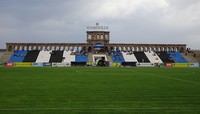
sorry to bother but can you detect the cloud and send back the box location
[0,0,200,49]
[161,0,200,29]
[86,0,169,19]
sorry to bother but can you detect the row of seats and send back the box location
[122,52,137,62]
[36,50,52,63]
[8,50,28,62]
[167,52,188,63]
[6,50,188,63]
[63,51,75,63]
[144,51,163,64]
[23,50,40,62]
[134,52,150,63]
[157,52,174,63]
[113,51,187,64]
[8,50,88,63]
[112,51,125,63]
[75,50,88,62]
[49,51,64,63]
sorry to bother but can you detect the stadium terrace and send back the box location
[0,23,200,67]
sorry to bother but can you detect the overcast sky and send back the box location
[0,0,200,49]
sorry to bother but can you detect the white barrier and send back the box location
[52,63,57,67]
[189,63,199,67]
[137,63,154,67]
[52,63,70,67]
[43,62,52,67]
[32,63,43,67]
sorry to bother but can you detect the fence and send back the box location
[172,63,189,67]
[5,62,14,67]
[137,63,154,67]
[14,62,32,67]
[0,62,4,67]
[112,63,121,67]
[189,63,199,67]
[0,62,199,68]
[32,63,43,67]
[165,63,172,67]
[52,63,70,67]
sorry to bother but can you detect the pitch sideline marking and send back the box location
[142,72,200,84]
[0,107,196,111]
[160,76,200,84]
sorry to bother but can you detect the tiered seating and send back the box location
[49,51,64,63]
[167,52,187,63]
[134,51,150,63]
[122,52,138,62]
[62,51,75,63]
[0,52,13,62]
[156,52,174,63]
[181,53,198,63]
[144,51,163,63]
[0,52,3,60]
[8,50,28,62]
[36,50,52,63]
[112,51,125,63]
[75,50,88,62]
[192,51,200,62]
[23,50,40,62]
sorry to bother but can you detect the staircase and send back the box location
[87,52,93,62]
[106,53,112,62]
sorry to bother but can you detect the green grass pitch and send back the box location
[0,67,200,114]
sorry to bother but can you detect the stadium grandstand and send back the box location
[0,23,200,67]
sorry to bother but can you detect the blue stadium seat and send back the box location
[75,50,88,62]
[112,51,125,63]
[75,55,88,62]
[167,52,187,63]
[8,50,28,62]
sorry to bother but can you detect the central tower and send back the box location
[86,23,110,52]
